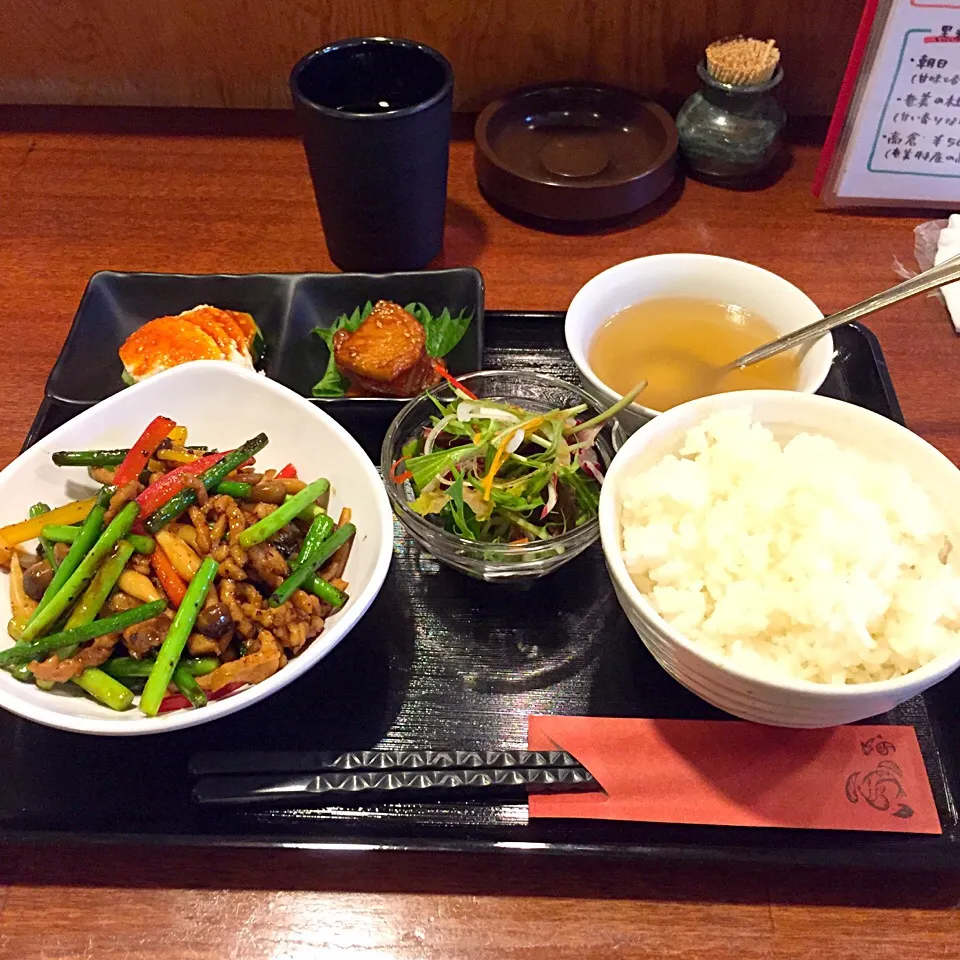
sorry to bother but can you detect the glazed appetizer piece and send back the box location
[119,305,263,384]
[333,300,442,397]
[312,299,473,398]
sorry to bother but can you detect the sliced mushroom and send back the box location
[196,603,235,639]
[22,560,54,601]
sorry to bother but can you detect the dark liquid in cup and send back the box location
[335,100,397,114]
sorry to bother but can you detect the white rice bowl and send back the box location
[618,407,960,686]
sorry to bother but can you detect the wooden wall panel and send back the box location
[0,1,860,115]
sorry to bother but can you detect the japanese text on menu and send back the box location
[869,25,960,176]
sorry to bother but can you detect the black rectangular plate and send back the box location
[45,269,484,417]
[7,311,959,872]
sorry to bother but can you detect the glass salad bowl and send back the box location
[381,370,616,581]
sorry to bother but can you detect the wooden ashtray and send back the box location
[474,83,678,222]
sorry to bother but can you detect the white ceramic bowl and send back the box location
[599,390,960,728]
[0,361,393,735]
[565,254,835,433]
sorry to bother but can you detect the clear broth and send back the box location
[588,297,799,411]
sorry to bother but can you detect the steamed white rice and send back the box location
[619,408,960,685]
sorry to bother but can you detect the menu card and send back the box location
[817,0,960,207]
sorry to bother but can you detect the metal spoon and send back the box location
[727,252,960,372]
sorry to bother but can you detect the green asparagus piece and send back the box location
[51,449,130,467]
[287,512,345,607]
[37,533,137,711]
[0,600,166,666]
[41,524,81,543]
[71,668,134,711]
[305,574,347,608]
[50,539,136,663]
[127,534,155,555]
[66,540,135,630]
[29,503,59,574]
[5,663,34,682]
[27,486,111,628]
[102,657,155,679]
[172,664,207,708]
[184,656,218,676]
[290,513,335,568]
[20,501,140,643]
[269,522,355,608]
[140,556,218,716]
[288,497,326,523]
[103,656,217,679]
[42,523,152,553]
[52,447,209,468]
[213,480,252,499]
[238,477,330,548]
[144,433,268,533]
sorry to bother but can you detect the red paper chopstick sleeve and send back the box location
[528,716,940,834]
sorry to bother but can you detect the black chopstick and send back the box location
[190,749,598,807]
[189,748,585,777]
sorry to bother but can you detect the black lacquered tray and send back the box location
[4,311,960,871]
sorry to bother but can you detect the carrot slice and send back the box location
[390,457,413,484]
[150,547,187,607]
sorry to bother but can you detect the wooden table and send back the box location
[0,107,958,959]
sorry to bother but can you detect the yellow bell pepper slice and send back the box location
[157,448,201,464]
[0,496,97,545]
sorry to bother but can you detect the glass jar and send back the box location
[676,61,786,184]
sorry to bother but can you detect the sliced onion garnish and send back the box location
[540,474,558,519]
[505,428,525,454]
[456,401,520,425]
[423,414,457,455]
[581,459,605,484]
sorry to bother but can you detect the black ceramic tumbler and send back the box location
[291,38,454,272]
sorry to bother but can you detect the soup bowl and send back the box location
[565,254,834,433]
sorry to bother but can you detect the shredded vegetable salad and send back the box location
[392,381,646,544]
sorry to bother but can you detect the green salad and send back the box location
[390,381,645,544]
[312,301,473,397]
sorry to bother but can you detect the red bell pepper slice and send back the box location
[432,360,478,400]
[135,450,229,517]
[276,463,297,479]
[157,680,246,714]
[113,416,176,486]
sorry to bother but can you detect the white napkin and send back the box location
[935,213,960,332]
